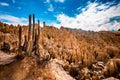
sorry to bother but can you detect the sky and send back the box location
[0,0,120,31]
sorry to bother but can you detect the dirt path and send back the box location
[48,59,75,80]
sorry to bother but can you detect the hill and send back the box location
[0,21,120,80]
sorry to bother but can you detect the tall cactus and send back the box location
[27,14,32,56]
[23,35,27,51]
[25,14,41,56]
[28,14,32,42]
[27,35,33,56]
[34,20,40,58]
[34,20,40,48]
[19,26,22,49]
[43,21,45,27]
[32,14,35,42]
[37,20,40,43]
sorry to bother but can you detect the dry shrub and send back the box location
[0,32,4,42]
[63,62,80,79]
[0,42,10,52]
[79,67,91,80]
[96,51,109,62]
[77,45,96,68]
[106,46,120,58]
[34,44,51,65]
[103,59,120,78]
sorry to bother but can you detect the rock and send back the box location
[48,59,75,80]
[0,50,16,65]
[102,77,119,80]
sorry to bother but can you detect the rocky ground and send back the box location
[0,22,120,80]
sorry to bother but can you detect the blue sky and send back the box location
[0,0,120,31]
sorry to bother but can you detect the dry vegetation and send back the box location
[0,21,120,80]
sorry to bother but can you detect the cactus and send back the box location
[18,26,22,48]
[43,21,45,27]
[34,29,38,45]
[34,20,40,52]
[23,35,27,51]
[37,20,40,44]
[23,14,41,56]
[27,14,32,56]
[32,14,35,42]
[17,14,41,56]
[27,35,33,56]
[28,14,32,42]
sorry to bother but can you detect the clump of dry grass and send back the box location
[103,59,120,78]
[106,46,120,58]
[0,42,10,52]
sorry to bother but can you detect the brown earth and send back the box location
[0,22,120,80]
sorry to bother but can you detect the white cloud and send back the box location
[48,4,54,12]
[12,0,15,3]
[0,2,9,6]
[0,14,28,25]
[44,0,50,3]
[44,0,54,12]
[55,2,120,31]
[18,7,22,10]
[55,0,65,3]
[45,0,65,3]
